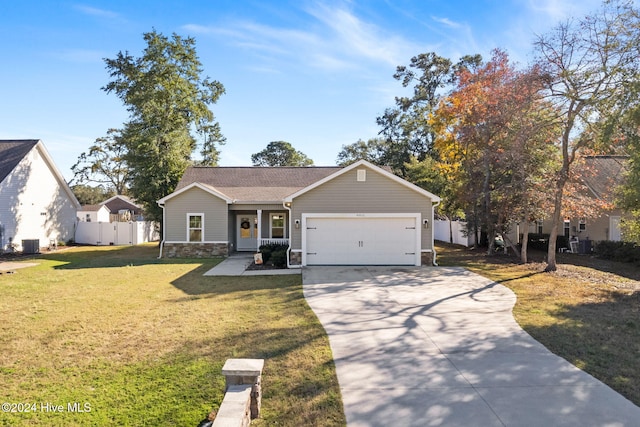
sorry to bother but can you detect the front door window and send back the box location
[237,215,257,251]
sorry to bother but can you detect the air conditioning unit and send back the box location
[22,239,40,254]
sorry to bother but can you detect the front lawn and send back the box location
[0,244,345,426]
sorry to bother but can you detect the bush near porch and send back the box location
[258,243,289,268]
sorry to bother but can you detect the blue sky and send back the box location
[0,0,603,182]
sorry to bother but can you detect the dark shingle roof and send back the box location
[0,140,39,184]
[176,166,344,202]
[101,195,143,214]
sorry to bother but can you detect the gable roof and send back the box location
[284,159,441,203]
[582,155,628,202]
[79,204,111,212]
[0,139,81,209]
[174,166,343,203]
[0,140,39,184]
[100,195,143,214]
[157,182,234,205]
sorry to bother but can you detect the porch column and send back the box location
[256,209,262,250]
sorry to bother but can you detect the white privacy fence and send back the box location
[75,221,159,246]
[434,219,476,247]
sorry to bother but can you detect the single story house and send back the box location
[157,160,441,267]
[0,139,81,252]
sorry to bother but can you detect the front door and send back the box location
[237,215,258,251]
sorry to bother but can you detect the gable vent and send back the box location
[357,169,366,182]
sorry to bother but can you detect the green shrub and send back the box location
[594,241,640,263]
[259,247,272,263]
[259,243,288,267]
[270,250,288,268]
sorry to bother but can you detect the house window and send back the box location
[579,218,586,232]
[188,214,203,242]
[86,214,91,222]
[563,218,571,238]
[270,213,286,239]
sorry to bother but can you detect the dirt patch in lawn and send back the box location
[0,262,38,272]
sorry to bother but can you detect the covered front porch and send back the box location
[232,207,290,252]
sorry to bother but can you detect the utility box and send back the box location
[22,239,40,254]
[578,239,592,254]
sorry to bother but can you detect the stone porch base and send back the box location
[163,242,229,258]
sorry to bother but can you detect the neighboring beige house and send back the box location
[512,155,628,251]
[157,160,441,267]
[77,204,111,223]
[0,139,81,252]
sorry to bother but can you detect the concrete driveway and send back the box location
[302,266,640,427]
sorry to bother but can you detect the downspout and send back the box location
[432,200,440,266]
[282,201,301,269]
[157,201,165,259]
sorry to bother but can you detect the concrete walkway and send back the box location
[302,266,640,427]
[203,253,300,276]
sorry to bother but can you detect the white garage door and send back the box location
[304,215,420,266]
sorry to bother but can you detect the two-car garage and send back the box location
[302,214,421,266]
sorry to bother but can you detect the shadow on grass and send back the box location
[556,252,640,282]
[437,241,640,282]
[37,245,221,271]
[522,291,640,407]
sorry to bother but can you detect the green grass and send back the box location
[436,242,640,407]
[5,241,636,425]
[0,244,345,426]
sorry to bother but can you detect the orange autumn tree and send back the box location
[430,49,559,258]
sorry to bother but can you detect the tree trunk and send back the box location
[546,178,566,272]
[449,218,454,244]
[483,154,493,255]
[521,220,530,264]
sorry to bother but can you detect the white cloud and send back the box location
[305,2,417,67]
[183,1,420,74]
[524,0,603,22]
[73,4,120,20]
[431,16,463,29]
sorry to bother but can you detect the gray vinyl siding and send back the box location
[291,165,435,250]
[229,204,283,211]
[164,187,228,241]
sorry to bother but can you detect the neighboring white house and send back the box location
[77,204,111,223]
[74,196,159,246]
[0,140,81,252]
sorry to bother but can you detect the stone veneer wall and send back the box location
[421,251,434,266]
[163,243,229,258]
[288,251,302,266]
